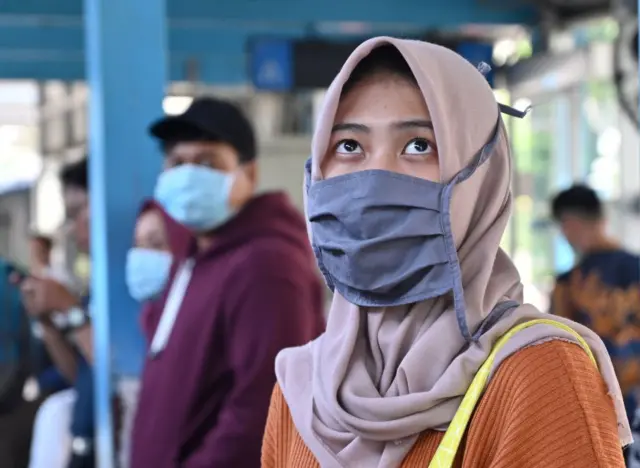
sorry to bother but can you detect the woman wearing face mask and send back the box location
[123,200,191,467]
[126,201,192,307]
[262,38,629,468]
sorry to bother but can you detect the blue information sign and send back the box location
[249,39,293,91]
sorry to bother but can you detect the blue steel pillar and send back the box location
[84,0,166,465]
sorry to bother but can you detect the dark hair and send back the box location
[551,184,603,221]
[60,158,88,191]
[341,44,418,96]
[31,234,53,253]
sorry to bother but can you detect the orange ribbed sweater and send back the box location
[262,341,625,467]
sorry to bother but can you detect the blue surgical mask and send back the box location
[154,164,234,232]
[306,120,504,342]
[126,247,173,302]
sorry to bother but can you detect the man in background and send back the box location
[131,97,326,467]
[549,184,640,448]
[22,158,95,468]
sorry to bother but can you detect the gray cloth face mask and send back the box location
[307,171,451,306]
[306,118,512,341]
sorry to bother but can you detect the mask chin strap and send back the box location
[476,62,532,120]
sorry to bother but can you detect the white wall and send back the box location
[257,136,311,210]
[258,136,333,315]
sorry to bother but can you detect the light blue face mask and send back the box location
[154,164,235,232]
[126,247,173,303]
[306,118,520,342]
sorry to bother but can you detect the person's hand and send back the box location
[20,276,79,318]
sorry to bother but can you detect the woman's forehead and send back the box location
[312,37,500,181]
[136,210,164,235]
[334,76,431,125]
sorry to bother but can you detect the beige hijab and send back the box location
[275,37,631,468]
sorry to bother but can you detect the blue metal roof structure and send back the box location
[0,0,537,83]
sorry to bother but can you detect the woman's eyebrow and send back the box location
[393,119,433,130]
[331,123,370,133]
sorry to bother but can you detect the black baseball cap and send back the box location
[149,97,257,162]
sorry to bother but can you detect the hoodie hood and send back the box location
[137,199,193,260]
[137,199,193,336]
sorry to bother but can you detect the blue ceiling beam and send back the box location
[0,22,313,52]
[0,0,536,25]
[0,0,537,82]
[0,24,309,82]
[0,54,253,83]
[168,0,535,25]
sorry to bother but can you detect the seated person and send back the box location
[22,159,95,468]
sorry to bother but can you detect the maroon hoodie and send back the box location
[130,192,326,468]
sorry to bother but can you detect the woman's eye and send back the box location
[336,139,363,154]
[403,138,433,155]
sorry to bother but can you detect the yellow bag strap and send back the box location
[428,319,597,468]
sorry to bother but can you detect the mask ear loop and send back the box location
[499,103,531,119]
[476,62,532,120]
